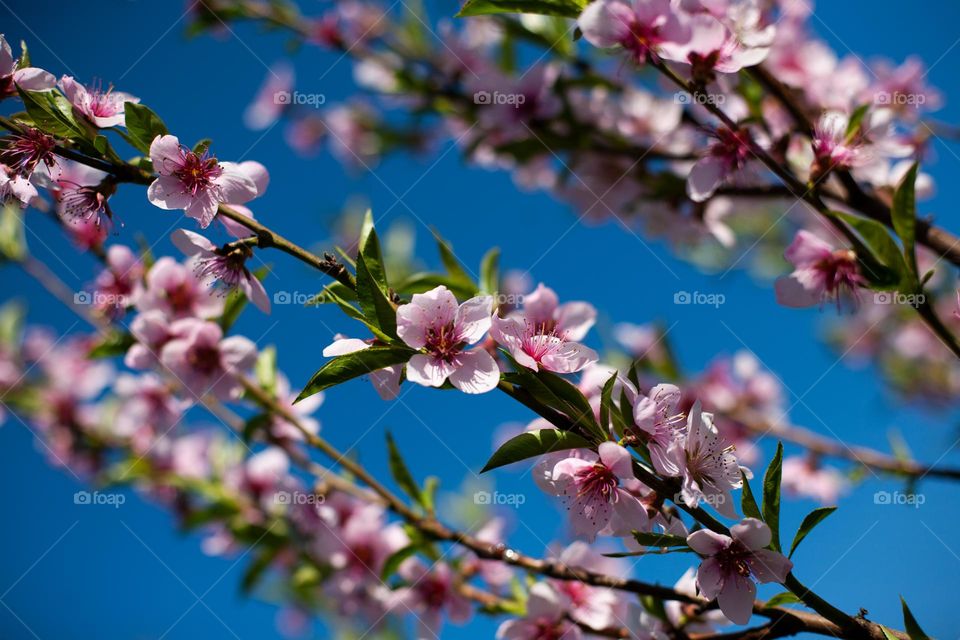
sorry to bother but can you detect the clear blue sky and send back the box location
[2,1,960,638]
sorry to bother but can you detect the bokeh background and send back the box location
[2,1,960,638]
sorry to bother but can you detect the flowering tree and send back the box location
[1,1,959,638]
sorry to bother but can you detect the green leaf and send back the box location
[16,40,30,69]
[740,470,763,520]
[434,232,476,291]
[16,87,84,139]
[503,357,603,439]
[394,272,478,299]
[0,301,25,348]
[296,346,415,401]
[0,204,27,262]
[218,288,248,332]
[900,597,930,640]
[788,506,836,558]
[880,627,900,640]
[831,211,907,289]
[386,431,424,508]
[358,210,387,289]
[422,476,440,514]
[762,442,783,552]
[255,346,278,396]
[481,428,593,472]
[891,162,919,277]
[241,545,281,593]
[356,250,398,338]
[598,372,617,435]
[480,247,500,296]
[242,413,272,443]
[631,531,689,548]
[381,544,422,581]
[457,0,588,19]
[765,592,803,608]
[87,331,135,359]
[123,103,169,154]
[844,103,871,138]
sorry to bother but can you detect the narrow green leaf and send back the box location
[880,627,900,640]
[434,232,475,289]
[504,358,602,439]
[598,372,617,435]
[242,413,272,443]
[356,250,398,338]
[891,163,919,277]
[740,470,763,520]
[422,476,440,514]
[831,211,907,289]
[255,346,277,396]
[457,0,587,18]
[87,331,135,359]
[765,592,803,608]
[16,87,84,138]
[762,442,783,551]
[296,346,414,401]
[241,545,281,593]
[631,531,690,548]
[481,428,593,473]
[16,41,30,69]
[480,247,500,296]
[900,597,931,640]
[381,544,422,581]
[123,103,169,154]
[358,210,388,289]
[386,431,424,507]
[789,506,836,558]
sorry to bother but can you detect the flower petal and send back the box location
[448,349,500,394]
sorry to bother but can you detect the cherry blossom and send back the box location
[687,518,793,624]
[496,582,582,640]
[135,256,225,320]
[491,283,598,374]
[577,0,693,65]
[674,400,742,517]
[548,441,649,541]
[396,285,499,394]
[625,381,685,475]
[171,228,271,313]
[59,76,139,128]
[0,34,55,96]
[146,135,264,228]
[774,230,865,310]
[157,318,257,400]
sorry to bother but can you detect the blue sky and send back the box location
[2,0,960,638]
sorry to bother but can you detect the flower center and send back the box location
[174,149,222,196]
[424,323,463,360]
[575,463,618,503]
[715,540,753,578]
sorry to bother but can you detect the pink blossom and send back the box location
[781,456,847,504]
[60,76,139,128]
[91,245,143,318]
[158,318,257,400]
[244,63,295,130]
[322,334,402,399]
[674,401,741,517]
[811,111,867,175]
[577,0,693,64]
[549,442,649,541]
[136,256,225,320]
[126,310,174,369]
[113,373,186,452]
[687,127,753,202]
[665,567,727,633]
[393,559,473,639]
[396,285,499,394]
[626,382,685,476]
[147,135,263,228]
[774,230,865,310]
[0,35,55,96]
[687,518,793,624]
[491,283,598,374]
[0,126,58,178]
[171,228,271,313]
[496,582,582,640]
[546,541,628,630]
[0,162,37,206]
